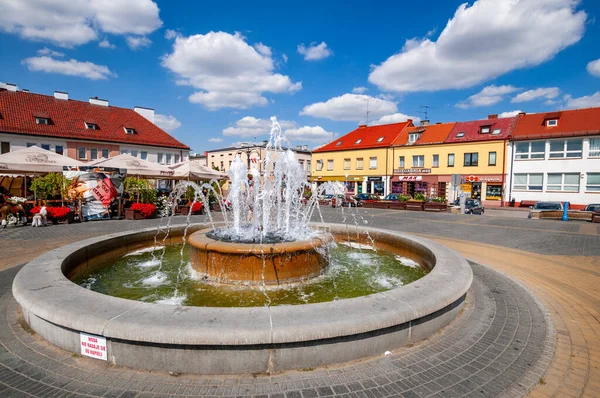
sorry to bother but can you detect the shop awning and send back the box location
[310,176,363,182]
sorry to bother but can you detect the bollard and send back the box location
[562,202,568,221]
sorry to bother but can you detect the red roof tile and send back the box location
[511,107,600,140]
[445,116,518,143]
[0,89,189,150]
[392,122,456,146]
[313,121,412,153]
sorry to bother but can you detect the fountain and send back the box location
[12,118,473,375]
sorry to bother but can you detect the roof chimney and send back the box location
[22,89,29,92]
[89,97,109,107]
[241,142,248,147]
[518,112,526,116]
[134,106,155,123]
[262,140,268,146]
[358,124,367,128]
[302,145,308,151]
[488,114,498,119]
[54,91,68,100]
[296,145,302,150]
[420,119,430,126]
[6,83,17,92]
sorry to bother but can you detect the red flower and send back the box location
[191,202,203,212]
[30,206,71,219]
[130,203,157,218]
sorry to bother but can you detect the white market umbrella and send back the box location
[89,154,174,178]
[169,160,227,180]
[0,145,85,173]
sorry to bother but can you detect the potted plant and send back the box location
[389,195,410,210]
[126,203,157,220]
[424,196,448,212]
[406,193,426,211]
[180,201,203,216]
[30,173,71,205]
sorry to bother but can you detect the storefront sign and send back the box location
[397,176,423,182]
[462,175,502,183]
[80,332,107,361]
[394,168,432,174]
[367,176,382,182]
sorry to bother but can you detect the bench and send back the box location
[519,200,537,208]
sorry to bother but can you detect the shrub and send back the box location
[413,193,426,201]
[30,173,70,200]
[398,195,411,202]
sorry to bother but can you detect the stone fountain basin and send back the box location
[12,223,472,375]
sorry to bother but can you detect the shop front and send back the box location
[459,175,504,206]
[364,176,386,196]
[310,176,363,194]
[391,169,449,199]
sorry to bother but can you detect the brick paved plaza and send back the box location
[0,208,598,397]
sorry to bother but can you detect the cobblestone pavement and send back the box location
[0,261,552,398]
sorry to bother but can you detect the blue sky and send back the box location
[1,0,600,154]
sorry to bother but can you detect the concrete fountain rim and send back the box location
[12,222,472,347]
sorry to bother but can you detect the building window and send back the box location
[124,127,136,135]
[448,153,455,167]
[549,139,582,158]
[546,119,558,127]
[492,129,501,135]
[90,148,98,160]
[456,132,465,138]
[344,158,350,170]
[120,150,128,155]
[35,117,50,125]
[316,160,323,171]
[26,143,35,148]
[590,139,600,157]
[412,155,424,167]
[174,154,180,164]
[211,162,215,168]
[464,152,478,166]
[515,141,545,160]
[480,126,491,134]
[398,156,405,168]
[335,141,342,146]
[327,160,334,171]
[220,161,224,170]
[102,149,109,158]
[356,158,363,170]
[408,133,420,144]
[41,144,50,151]
[432,154,439,167]
[586,173,600,192]
[140,151,147,160]
[547,173,580,192]
[55,146,64,155]
[489,151,497,166]
[307,160,311,171]
[369,157,377,169]
[514,173,543,191]
[354,139,362,145]
[131,150,138,158]
[166,154,172,164]
[78,147,86,159]
[376,136,385,142]
[85,122,98,130]
[1,142,9,154]
[157,153,164,164]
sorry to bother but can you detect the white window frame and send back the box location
[412,155,424,168]
[408,133,419,144]
[432,154,439,167]
[343,158,350,170]
[514,173,543,191]
[492,129,501,135]
[124,127,136,135]
[586,173,600,192]
[369,157,377,169]
[480,126,491,134]
[456,132,465,138]
[335,141,342,147]
[549,139,582,159]
[316,160,323,171]
[489,151,497,166]
[376,136,385,142]
[78,147,87,160]
[398,156,405,168]
[356,158,363,170]
[547,173,580,192]
[327,159,334,171]
[354,139,362,145]
[35,117,49,125]
[174,154,180,164]
[448,153,455,167]
[157,153,164,164]
[515,141,545,160]
[546,119,558,127]
[166,154,172,164]
[588,138,600,158]
[85,122,98,130]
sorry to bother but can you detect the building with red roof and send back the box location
[506,107,600,209]
[311,121,413,196]
[0,85,189,166]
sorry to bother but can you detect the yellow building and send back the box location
[311,121,413,195]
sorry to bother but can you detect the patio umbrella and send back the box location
[169,160,227,180]
[0,145,85,174]
[89,154,174,178]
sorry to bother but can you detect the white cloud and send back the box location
[564,92,600,108]
[587,59,600,77]
[154,114,181,132]
[512,87,560,103]
[22,56,116,80]
[162,31,301,110]
[98,39,115,49]
[282,54,288,63]
[284,126,336,142]
[165,29,178,40]
[253,42,272,57]
[0,0,162,48]
[352,86,368,94]
[300,93,397,122]
[223,116,296,138]
[126,36,152,50]
[499,110,523,118]
[297,41,332,61]
[371,113,420,126]
[456,85,520,108]
[369,0,586,92]
[208,137,223,143]
[37,47,64,57]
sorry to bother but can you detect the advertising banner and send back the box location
[64,167,125,221]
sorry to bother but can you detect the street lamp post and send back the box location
[237,147,261,172]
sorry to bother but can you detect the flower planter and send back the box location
[592,212,600,223]
[406,201,424,211]
[125,209,145,220]
[373,202,390,209]
[389,202,407,210]
[361,202,375,209]
[424,203,448,212]
[180,205,203,216]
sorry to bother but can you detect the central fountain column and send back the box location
[188,230,333,285]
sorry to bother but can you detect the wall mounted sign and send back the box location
[394,168,432,174]
[80,332,107,361]
[462,175,502,183]
[367,177,382,182]
[398,176,423,181]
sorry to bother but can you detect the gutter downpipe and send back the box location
[385,145,389,196]
[501,137,508,207]
[508,139,514,207]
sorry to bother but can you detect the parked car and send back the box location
[381,193,399,201]
[527,201,563,218]
[584,204,600,212]
[453,198,485,214]
[354,193,381,203]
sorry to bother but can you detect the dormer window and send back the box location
[85,122,98,130]
[492,129,501,135]
[376,136,385,142]
[480,126,491,134]
[354,139,362,144]
[35,117,50,125]
[124,127,136,135]
[456,132,465,138]
[546,119,558,127]
[335,141,342,146]
[408,133,420,144]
